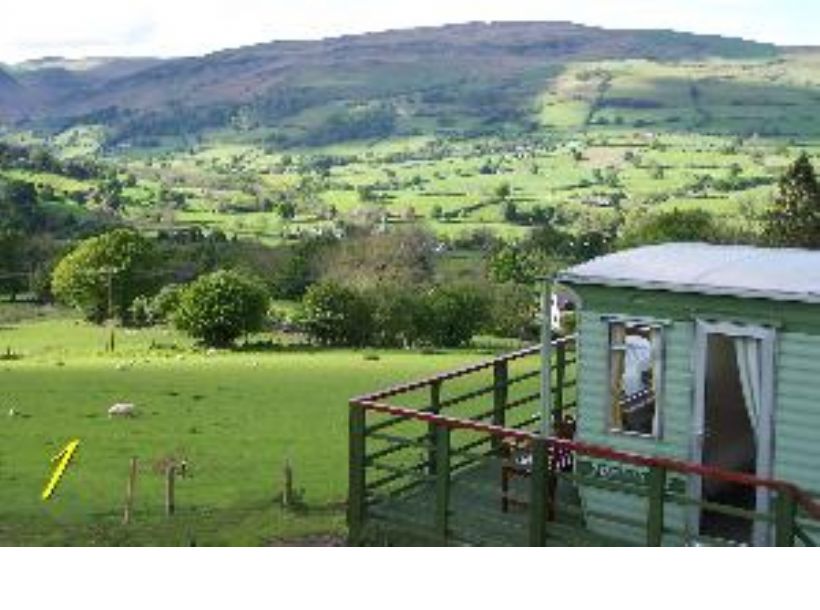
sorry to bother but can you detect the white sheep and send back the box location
[108,402,136,418]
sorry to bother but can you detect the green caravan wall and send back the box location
[772,331,820,542]
[575,309,693,545]
[567,283,820,545]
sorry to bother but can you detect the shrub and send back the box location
[617,208,723,249]
[149,284,184,323]
[174,270,269,347]
[297,281,373,347]
[419,284,490,348]
[364,284,427,348]
[128,296,153,328]
[485,283,537,340]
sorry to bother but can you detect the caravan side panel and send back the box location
[575,310,693,544]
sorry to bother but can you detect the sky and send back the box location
[0,0,816,64]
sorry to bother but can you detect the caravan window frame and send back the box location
[603,316,667,440]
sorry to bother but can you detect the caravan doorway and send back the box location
[691,322,776,546]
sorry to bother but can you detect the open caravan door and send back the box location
[691,321,776,546]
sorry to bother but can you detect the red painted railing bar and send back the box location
[350,398,820,520]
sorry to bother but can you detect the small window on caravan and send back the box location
[607,321,663,438]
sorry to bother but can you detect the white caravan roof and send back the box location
[557,243,820,304]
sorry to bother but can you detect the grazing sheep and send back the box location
[8,407,16,417]
[108,402,136,418]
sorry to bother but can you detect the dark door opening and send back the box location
[700,333,757,543]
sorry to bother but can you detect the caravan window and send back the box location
[608,321,663,438]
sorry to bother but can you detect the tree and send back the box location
[174,270,269,347]
[356,184,379,203]
[319,227,436,289]
[297,281,373,347]
[51,229,158,323]
[764,153,820,248]
[0,177,40,232]
[0,230,28,300]
[486,224,576,286]
[501,200,519,223]
[494,182,512,202]
[277,200,297,221]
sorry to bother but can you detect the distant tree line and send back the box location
[9,141,819,350]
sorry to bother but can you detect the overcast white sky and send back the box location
[0,0,815,64]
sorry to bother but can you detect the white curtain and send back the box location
[734,336,762,435]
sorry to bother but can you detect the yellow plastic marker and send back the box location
[42,439,80,500]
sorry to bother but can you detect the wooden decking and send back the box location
[364,458,630,546]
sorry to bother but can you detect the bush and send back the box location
[174,270,269,347]
[485,283,537,340]
[149,284,184,323]
[297,281,373,347]
[128,296,153,328]
[419,284,490,348]
[51,228,158,323]
[364,284,427,348]
[617,208,723,249]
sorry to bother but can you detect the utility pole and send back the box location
[107,267,115,352]
[96,266,117,352]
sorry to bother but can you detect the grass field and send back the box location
[4,52,819,249]
[0,310,506,545]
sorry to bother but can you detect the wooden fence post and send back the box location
[165,465,176,516]
[775,490,797,547]
[646,465,667,546]
[122,457,137,525]
[428,380,442,475]
[553,341,566,427]
[529,437,549,546]
[282,458,295,508]
[348,405,367,545]
[492,360,508,452]
[435,423,451,545]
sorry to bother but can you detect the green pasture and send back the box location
[0,312,502,545]
[4,51,820,248]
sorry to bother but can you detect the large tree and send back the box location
[319,227,436,289]
[764,153,820,248]
[51,229,158,323]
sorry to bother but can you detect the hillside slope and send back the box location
[0,67,27,120]
[0,21,797,146]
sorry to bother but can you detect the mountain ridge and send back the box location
[0,21,798,146]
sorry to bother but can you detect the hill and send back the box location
[0,21,789,147]
[0,67,27,120]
